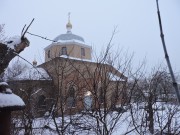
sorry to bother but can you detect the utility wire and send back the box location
[156,0,180,103]
[27,32,57,42]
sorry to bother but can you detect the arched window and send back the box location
[48,50,50,58]
[111,91,117,109]
[67,85,75,108]
[84,91,92,110]
[81,48,85,56]
[38,95,46,108]
[61,47,67,55]
[69,86,75,97]
[99,87,104,104]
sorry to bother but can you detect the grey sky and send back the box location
[1,0,180,74]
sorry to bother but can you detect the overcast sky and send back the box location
[1,0,180,74]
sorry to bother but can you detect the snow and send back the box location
[6,88,12,94]
[57,39,92,49]
[60,55,92,62]
[58,39,84,44]
[108,72,126,81]
[0,93,25,107]
[12,102,180,135]
[0,82,25,107]
[53,32,85,43]
[12,111,137,135]
[44,40,91,51]
[6,36,21,50]
[31,88,42,96]
[0,82,8,86]
[58,39,85,45]
[14,67,51,80]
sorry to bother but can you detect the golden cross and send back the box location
[68,12,71,22]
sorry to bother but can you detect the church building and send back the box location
[9,16,128,116]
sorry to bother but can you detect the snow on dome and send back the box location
[57,39,85,45]
[14,67,51,80]
[0,93,25,108]
[6,36,21,50]
[53,33,85,43]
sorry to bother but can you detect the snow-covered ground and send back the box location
[13,102,180,135]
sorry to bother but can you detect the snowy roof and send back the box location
[0,82,25,110]
[0,82,9,86]
[57,39,85,45]
[14,67,51,80]
[108,72,126,81]
[53,33,85,43]
[58,56,127,81]
[0,93,25,110]
[60,55,92,62]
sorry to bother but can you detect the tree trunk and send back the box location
[148,93,154,134]
[0,38,29,76]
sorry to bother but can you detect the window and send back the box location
[67,97,75,108]
[61,47,67,55]
[99,87,104,104]
[84,91,92,110]
[81,48,85,56]
[38,95,46,109]
[67,86,75,107]
[48,50,50,58]
[69,86,75,97]
[111,91,117,109]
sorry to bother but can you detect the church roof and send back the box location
[53,33,85,43]
[14,67,51,80]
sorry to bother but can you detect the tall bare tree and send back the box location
[38,37,142,135]
[3,59,28,81]
[129,67,180,135]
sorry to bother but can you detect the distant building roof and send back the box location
[14,67,51,80]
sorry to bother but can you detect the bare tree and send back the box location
[129,67,180,135]
[0,38,29,76]
[0,18,34,76]
[3,59,28,81]
[40,55,86,135]
[10,69,54,135]
[42,38,144,135]
[74,51,131,135]
[0,24,6,42]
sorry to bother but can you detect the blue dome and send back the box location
[53,33,85,42]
